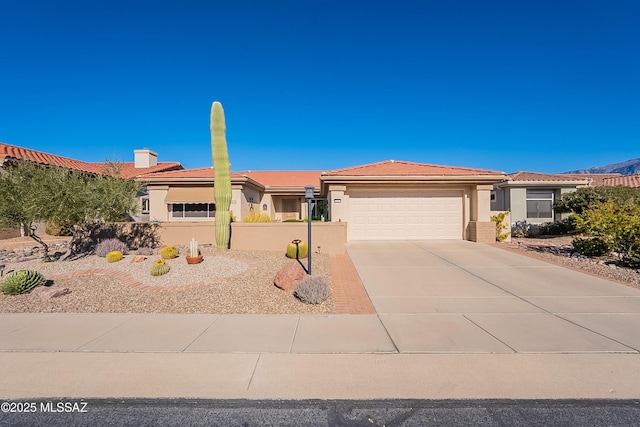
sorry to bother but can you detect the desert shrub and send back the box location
[294,276,331,304]
[511,221,539,238]
[70,222,160,258]
[537,217,576,236]
[490,211,510,242]
[106,250,123,263]
[286,240,308,259]
[572,237,611,257]
[160,246,178,259]
[574,200,640,266]
[554,186,640,215]
[95,238,128,257]
[2,270,46,295]
[242,211,272,223]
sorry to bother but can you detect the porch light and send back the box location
[305,185,314,275]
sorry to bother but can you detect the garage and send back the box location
[348,190,463,240]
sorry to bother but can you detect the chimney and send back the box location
[134,149,158,168]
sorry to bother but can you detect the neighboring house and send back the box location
[141,159,506,242]
[0,143,183,221]
[491,171,622,226]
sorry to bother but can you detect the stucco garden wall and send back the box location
[158,221,347,254]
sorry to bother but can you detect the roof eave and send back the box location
[321,174,506,185]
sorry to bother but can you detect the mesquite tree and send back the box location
[0,160,139,261]
[210,101,232,251]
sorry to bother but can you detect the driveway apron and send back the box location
[347,240,640,354]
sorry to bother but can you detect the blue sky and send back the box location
[1,0,638,173]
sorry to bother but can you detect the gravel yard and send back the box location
[0,240,335,314]
[495,236,640,289]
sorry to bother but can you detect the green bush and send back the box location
[574,200,640,266]
[490,211,510,242]
[2,270,46,295]
[555,186,640,215]
[538,217,576,236]
[572,237,611,257]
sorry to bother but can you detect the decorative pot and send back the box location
[186,255,203,264]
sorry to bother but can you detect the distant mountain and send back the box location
[564,158,640,175]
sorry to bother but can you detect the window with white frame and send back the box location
[141,198,150,214]
[171,203,216,219]
[526,190,553,219]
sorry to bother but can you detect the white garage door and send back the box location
[348,190,463,240]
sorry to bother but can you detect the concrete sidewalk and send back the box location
[1,312,640,400]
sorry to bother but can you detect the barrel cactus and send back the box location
[150,259,170,276]
[160,246,178,260]
[106,251,123,263]
[286,239,308,259]
[294,276,331,304]
[2,270,46,295]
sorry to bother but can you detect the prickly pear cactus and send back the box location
[106,251,123,263]
[1,270,46,295]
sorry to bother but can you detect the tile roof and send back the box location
[602,174,640,188]
[325,160,503,176]
[0,142,182,178]
[138,167,244,180]
[242,171,322,188]
[507,172,621,186]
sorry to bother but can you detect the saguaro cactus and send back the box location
[210,101,232,251]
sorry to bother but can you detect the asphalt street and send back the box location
[1,399,640,426]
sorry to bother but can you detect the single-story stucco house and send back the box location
[140,160,507,243]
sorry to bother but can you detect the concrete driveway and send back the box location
[347,240,640,354]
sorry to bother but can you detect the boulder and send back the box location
[274,260,306,291]
[31,286,71,300]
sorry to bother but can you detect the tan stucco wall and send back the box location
[147,186,169,222]
[156,221,347,254]
[230,222,346,254]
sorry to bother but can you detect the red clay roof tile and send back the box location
[242,171,322,187]
[507,172,621,185]
[0,142,182,178]
[325,160,503,176]
[602,174,640,188]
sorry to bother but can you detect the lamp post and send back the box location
[305,185,314,275]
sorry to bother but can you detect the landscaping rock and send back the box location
[274,260,306,291]
[31,286,71,300]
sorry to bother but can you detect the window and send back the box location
[526,190,553,219]
[171,203,216,219]
[311,199,329,221]
[141,198,150,214]
[282,199,297,213]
